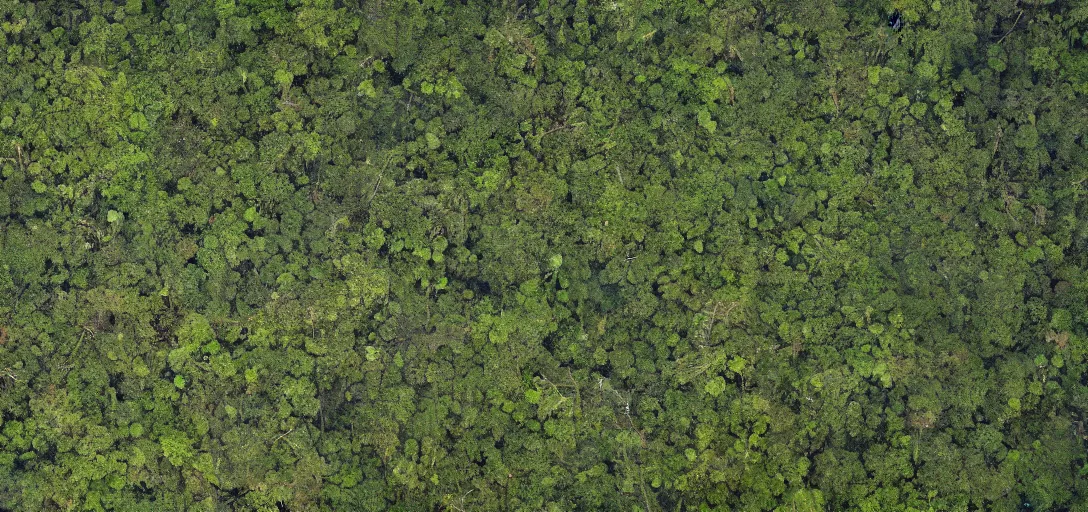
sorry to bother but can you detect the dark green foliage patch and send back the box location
[0,0,1087,510]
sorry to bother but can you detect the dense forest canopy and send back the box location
[0,0,1087,510]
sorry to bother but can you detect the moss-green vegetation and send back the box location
[1,0,1087,510]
